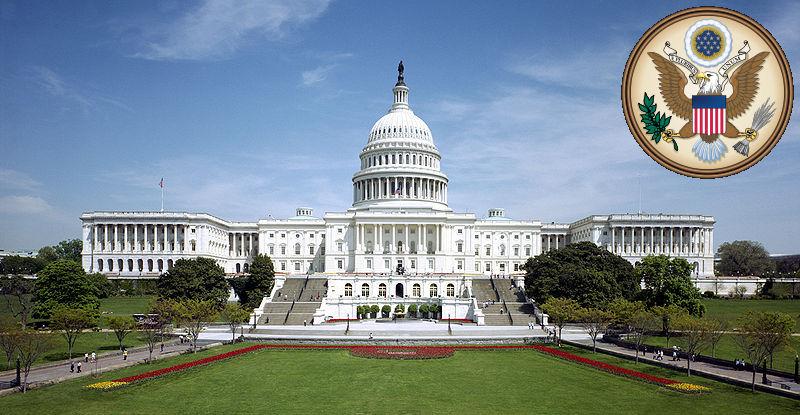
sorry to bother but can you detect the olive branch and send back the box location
[638,92,677,151]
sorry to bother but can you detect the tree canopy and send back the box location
[636,255,704,316]
[524,242,639,307]
[36,239,83,265]
[157,257,229,306]
[0,255,45,275]
[32,260,99,318]
[230,254,275,310]
[716,240,774,277]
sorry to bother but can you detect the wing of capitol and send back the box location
[79,65,715,324]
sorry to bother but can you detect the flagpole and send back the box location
[161,183,164,212]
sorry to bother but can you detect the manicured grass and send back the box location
[0,331,146,370]
[644,334,800,373]
[1,344,798,414]
[701,298,800,330]
[98,296,155,327]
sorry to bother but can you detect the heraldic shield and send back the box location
[692,95,727,135]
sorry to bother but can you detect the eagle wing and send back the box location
[648,52,692,120]
[727,51,769,119]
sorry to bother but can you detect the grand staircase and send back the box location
[473,278,536,326]
[258,277,327,325]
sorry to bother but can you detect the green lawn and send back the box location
[1,344,798,414]
[701,298,800,330]
[1,331,146,370]
[1,295,155,328]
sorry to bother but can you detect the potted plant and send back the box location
[370,305,379,318]
[394,304,405,318]
[381,304,391,318]
[429,303,439,320]
[419,304,429,319]
[408,304,418,318]
[356,305,363,319]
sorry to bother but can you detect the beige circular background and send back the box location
[622,7,793,178]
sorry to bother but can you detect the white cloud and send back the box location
[135,0,331,61]
[0,169,41,191]
[30,66,132,114]
[0,195,54,214]
[301,64,336,86]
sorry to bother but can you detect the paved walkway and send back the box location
[0,341,195,391]
[561,327,800,397]
[201,320,548,342]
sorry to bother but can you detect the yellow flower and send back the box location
[85,381,128,390]
[666,383,711,393]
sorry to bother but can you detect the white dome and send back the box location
[368,109,434,144]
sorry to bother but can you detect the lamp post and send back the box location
[346,314,350,335]
[794,355,798,384]
[448,313,452,335]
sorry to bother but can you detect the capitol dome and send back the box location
[351,63,450,211]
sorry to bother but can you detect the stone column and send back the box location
[610,226,615,253]
[404,224,409,253]
[620,227,625,254]
[679,227,683,254]
[93,225,99,252]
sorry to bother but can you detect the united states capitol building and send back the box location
[79,65,715,323]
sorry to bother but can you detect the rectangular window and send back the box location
[457,229,463,234]
[384,259,390,269]
[338,228,343,234]
[514,263,520,271]
[294,262,301,271]
[514,247,519,256]
[485,263,491,271]
[457,242,463,253]
[457,260,463,270]
[269,233,274,238]
[280,262,286,271]
[410,259,416,268]
[428,259,434,269]
[486,247,491,256]
[337,242,343,252]
[474,234,479,239]
[337,259,343,269]
[309,246,314,255]
[514,234,519,239]
[475,263,480,272]
[366,259,372,269]
[525,247,531,256]
[526,235,531,239]
[269,246,274,255]
[281,246,286,255]
[281,233,286,238]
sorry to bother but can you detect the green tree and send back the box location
[50,307,97,360]
[707,318,728,358]
[636,255,704,316]
[53,239,83,262]
[0,316,20,369]
[1,275,35,328]
[0,256,45,275]
[220,303,251,342]
[674,315,713,376]
[524,242,639,307]
[158,257,229,306]
[32,260,98,318]
[734,311,795,391]
[716,240,774,277]
[627,310,658,364]
[173,299,218,353]
[16,331,56,393]
[607,299,646,332]
[86,272,114,298]
[36,246,59,264]
[429,304,439,319]
[650,304,689,348]
[107,316,137,351]
[577,307,613,353]
[541,297,581,346]
[231,254,275,310]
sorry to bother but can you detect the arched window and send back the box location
[429,284,438,297]
[117,259,123,272]
[147,259,153,272]
[447,283,455,297]
[294,243,301,255]
[157,259,164,272]
[127,259,133,271]
[107,259,113,272]
[397,241,404,253]
[344,283,353,297]
[97,259,104,271]
[361,283,370,297]
[378,283,387,297]
[236,263,241,273]
[167,259,174,270]
[137,259,143,271]
[243,263,249,273]
[412,283,421,297]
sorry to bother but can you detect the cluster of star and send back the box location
[695,30,721,57]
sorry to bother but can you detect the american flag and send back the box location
[159,178,164,188]
[692,95,727,135]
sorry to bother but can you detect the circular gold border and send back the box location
[691,26,725,61]
[621,6,794,178]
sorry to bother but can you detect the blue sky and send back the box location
[1,0,798,253]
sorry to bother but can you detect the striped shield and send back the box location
[692,95,727,135]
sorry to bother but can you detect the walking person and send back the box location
[123,349,128,361]
[160,343,165,353]
[84,353,88,363]
[91,351,96,362]
[77,361,82,373]
[70,361,75,373]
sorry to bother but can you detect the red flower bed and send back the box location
[349,346,454,360]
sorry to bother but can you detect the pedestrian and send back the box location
[160,343,165,353]
[77,361,82,373]
[84,353,88,363]
[123,349,128,361]
[303,319,307,327]
[70,361,75,373]
[91,351,96,362]
[369,332,373,339]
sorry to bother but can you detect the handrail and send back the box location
[502,299,513,325]
[488,276,500,301]
[283,300,295,325]
[296,275,310,301]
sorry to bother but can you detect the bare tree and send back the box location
[0,316,19,369]
[16,331,55,392]
[578,308,613,353]
[674,315,712,376]
[138,318,162,363]
[707,318,728,358]
[50,307,96,360]
[107,316,136,351]
[174,299,218,353]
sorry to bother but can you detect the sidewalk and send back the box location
[0,341,193,392]
[562,328,799,398]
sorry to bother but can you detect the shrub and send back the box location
[429,304,440,318]
[419,304,429,318]
[702,290,717,299]
[381,305,391,317]
[408,304,418,317]
[394,304,405,313]
[370,305,379,317]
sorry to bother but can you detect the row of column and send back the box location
[353,224,444,255]
[92,224,189,253]
[610,226,712,256]
[362,151,437,169]
[354,177,447,203]
[542,234,567,252]
[229,232,258,257]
